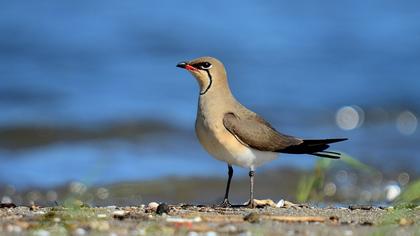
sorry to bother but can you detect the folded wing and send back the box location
[223,112,347,159]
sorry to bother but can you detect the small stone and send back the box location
[75,228,86,235]
[252,199,276,208]
[329,216,339,223]
[148,202,159,210]
[97,214,107,218]
[156,203,170,215]
[244,212,260,223]
[112,210,128,220]
[276,199,285,208]
[284,200,298,208]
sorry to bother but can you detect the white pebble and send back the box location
[148,202,159,210]
[97,214,107,218]
[75,228,86,235]
[112,210,126,216]
[276,199,285,208]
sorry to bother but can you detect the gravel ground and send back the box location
[0,202,419,235]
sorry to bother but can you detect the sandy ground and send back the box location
[0,203,419,235]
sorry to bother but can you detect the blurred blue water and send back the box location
[0,1,419,188]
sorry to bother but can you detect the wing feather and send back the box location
[223,112,302,152]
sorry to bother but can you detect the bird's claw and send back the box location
[218,199,232,208]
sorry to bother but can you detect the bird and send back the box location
[176,56,347,208]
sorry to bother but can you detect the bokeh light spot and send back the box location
[397,172,410,186]
[46,191,58,202]
[336,106,364,130]
[96,188,109,200]
[324,182,337,196]
[1,196,12,204]
[69,182,87,195]
[384,183,401,201]
[396,110,417,135]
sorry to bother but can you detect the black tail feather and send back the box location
[279,138,347,159]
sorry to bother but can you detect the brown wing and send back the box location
[223,112,303,152]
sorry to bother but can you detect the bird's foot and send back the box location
[244,199,256,208]
[218,199,232,208]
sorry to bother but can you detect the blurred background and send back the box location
[0,1,419,207]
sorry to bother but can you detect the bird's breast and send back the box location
[195,112,265,168]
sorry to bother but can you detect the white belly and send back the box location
[228,147,278,169]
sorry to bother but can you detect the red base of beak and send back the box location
[185,65,198,71]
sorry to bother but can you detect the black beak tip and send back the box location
[176,61,187,68]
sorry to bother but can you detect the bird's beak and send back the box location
[176,61,198,71]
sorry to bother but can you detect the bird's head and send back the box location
[177,56,227,95]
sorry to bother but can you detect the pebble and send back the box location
[244,212,260,223]
[148,202,159,210]
[97,213,107,218]
[112,210,127,220]
[112,210,126,216]
[276,199,285,208]
[74,228,86,235]
[156,203,170,215]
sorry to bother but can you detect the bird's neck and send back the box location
[198,80,237,117]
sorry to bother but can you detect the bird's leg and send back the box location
[219,164,233,208]
[245,169,256,208]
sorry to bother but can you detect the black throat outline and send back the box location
[200,70,213,95]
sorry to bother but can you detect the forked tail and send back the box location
[280,138,348,159]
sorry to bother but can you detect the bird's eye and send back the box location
[200,62,212,69]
